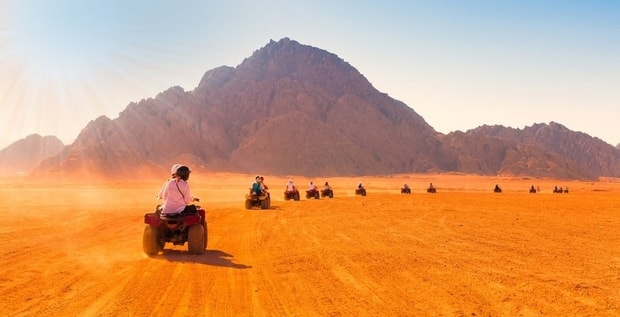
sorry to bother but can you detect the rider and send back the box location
[251,176,263,195]
[285,179,297,192]
[323,181,332,191]
[250,175,269,195]
[157,164,197,214]
[260,176,269,194]
[308,181,318,191]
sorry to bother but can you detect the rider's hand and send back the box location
[193,197,200,202]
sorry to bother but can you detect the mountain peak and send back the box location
[237,37,367,89]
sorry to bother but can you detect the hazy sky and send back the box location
[1,0,618,149]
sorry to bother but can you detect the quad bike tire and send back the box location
[203,223,209,251]
[143,225,162,256]
[260,197,270,209]
[188,224,205,255]
[328,192,334,198]
[294,193,300,201]
[245,199,252,209]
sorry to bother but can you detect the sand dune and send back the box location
[1,174,619,316]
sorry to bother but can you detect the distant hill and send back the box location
[444,123,620,179]
[0,135,64,177]
[13,38,620,181]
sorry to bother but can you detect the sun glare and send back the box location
[0,1,158,148]
[0,2,109,145]
[0,1,214,149]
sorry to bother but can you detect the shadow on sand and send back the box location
[156,249,252,269]
[246,205,282,211]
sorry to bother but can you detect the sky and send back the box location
[1,0,619,149]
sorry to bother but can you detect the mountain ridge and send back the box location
[1,38,618,181]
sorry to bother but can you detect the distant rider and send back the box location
[285,179,297,192]
[323,181,332,191]
[251,176,263,195]
[308,181,318,191]
[260,176,269,193]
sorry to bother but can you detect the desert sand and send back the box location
[1,173,619,316]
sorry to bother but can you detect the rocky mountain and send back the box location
[444,123,620,179]
[18,38,620,181]
[31,38,455,180]
[0,134,64,177]
[467,123,618,178]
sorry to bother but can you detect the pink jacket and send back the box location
[157,178,192,214]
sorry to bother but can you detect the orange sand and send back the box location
[1,173,619,316]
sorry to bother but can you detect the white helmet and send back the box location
[170,164,182,176]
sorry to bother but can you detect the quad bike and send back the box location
[355,188,367,196]
[284,189,300,201]
[401,187,411,194]
[245,192,271,209]
[143,205,207,256]
[427,187,436,193]
[306,188,320,199]
[553,187,568,194]
[321,188,334,198]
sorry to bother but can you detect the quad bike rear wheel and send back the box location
[188,224,205,255]
[143,225,162,256]
[203,223,208,251]
[260,196,270,209]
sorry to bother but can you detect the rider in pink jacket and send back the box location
[157,164,195,214]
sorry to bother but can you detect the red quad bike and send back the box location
[306,188,320,199]
[284,189,300,201]
[355,188,367,196]
[143,206,207,256]
[401,187,411,194]
[321,188,334,198]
